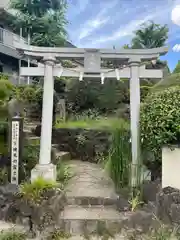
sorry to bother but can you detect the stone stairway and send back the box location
[23,120,70,163]
[59,160,127,236]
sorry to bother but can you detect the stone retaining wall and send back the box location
[156,186,180,224]
[34,125,112,162]
[0,183,66,237]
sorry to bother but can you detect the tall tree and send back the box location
[10,0,68,47]
[122,22,169,96]
[122,44,131,49]
[131,21,168,49]
[10,0,67,17]
[173,61,180,74]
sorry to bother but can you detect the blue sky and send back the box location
[66,0,180,72]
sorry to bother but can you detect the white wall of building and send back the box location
[0,0,10,9]
[162,147,180,190]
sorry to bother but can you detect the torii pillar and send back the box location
[31,57,57,181]
[129,58,141,187]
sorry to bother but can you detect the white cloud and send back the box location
[171,5,180,26]
[83,3,172,46]
[78,17,110,40]
[77,0,118,41]
[89,15,154,45]
[70,0,180,48]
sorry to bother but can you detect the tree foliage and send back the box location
[131,21,168,49]
[31,11,67,47]
[122,44,131,49]
[0,75,14,155]
[10,0,68,47]
[173,61,180,74]
[11,0,66,17]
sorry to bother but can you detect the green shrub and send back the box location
[22,144,39,180]
[72,109,100,121]
[57,163,72,185]
[145,224,180,240]
[0,122,8,155]
[66,78,129,114]
[141,86,180,161]
[0,231,26,240]
[0,73,9,81]
[0,77,13,157]
[21,142,56,182]
[152,73,180,91]
[47,229,71,240]
[19,177,58,204]
[0,167,8,185]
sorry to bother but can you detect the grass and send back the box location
[46,229,71,240]
[27,138,40,146]
[0,231,26,240]
[19,177,58,204]
[104,126,131,191]
[55,117,129,130]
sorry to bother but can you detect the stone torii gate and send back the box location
[14,41,168,186]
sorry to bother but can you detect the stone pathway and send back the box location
[0,221,26,232]
[65,160,118,202]
[60,160,127,235]
[24,120,70,163]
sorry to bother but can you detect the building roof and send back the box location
[65,41,76,48]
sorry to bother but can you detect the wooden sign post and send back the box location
[57,99,66,122]
[10,116,23,185]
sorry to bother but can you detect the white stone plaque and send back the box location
[11,120,20,185]
[84,51,101,73]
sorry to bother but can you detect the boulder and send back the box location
[156,186,180,224]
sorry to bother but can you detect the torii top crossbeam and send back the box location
[15,41,167,59]
[15,41,168,80]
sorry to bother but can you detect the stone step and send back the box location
[24,124,36,131]
[0,220,27,234]
[23,129,35,137]
[24,120,40,126]
[52,151,71,165]
[65,182,118,202]
[55,151,71,162]
[61,205,122,220]
[59,235,126,240]
[67,196,118,207]
[26,136,40,146]
[52,144,59,149]
[27,136,40,141]
[59,205,126,235]
[23,128,34,134]
[52,146,70,162]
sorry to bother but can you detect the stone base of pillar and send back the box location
[31,163,57,182]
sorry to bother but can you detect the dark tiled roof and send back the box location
[65,41,76,48]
